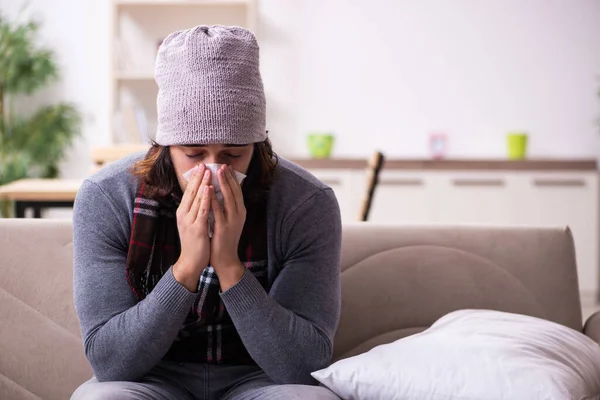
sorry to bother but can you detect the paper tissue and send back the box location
[182,163,246,237]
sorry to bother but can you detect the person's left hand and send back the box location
[210,164,247,291]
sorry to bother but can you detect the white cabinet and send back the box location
[369,172,438,224]
[436,173,516,225]
[309,169,361,223]
[308,166,599,298]
[513,173,598,294]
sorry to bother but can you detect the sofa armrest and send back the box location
[583,311,600,344]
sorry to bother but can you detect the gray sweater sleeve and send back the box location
[220,188,343,385]
[73,180,197,382]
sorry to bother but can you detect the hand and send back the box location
[173,164,212,292]
[210,165,247,291]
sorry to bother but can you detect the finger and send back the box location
[189,169,211,220]
[194,185,211,225]
[218,165,237,214]
[226,166,245,214]
[210,184,225,226]
[180,164,205,213]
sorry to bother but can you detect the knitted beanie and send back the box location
[154,25,267,146]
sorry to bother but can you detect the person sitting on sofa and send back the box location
[70,25,342,400]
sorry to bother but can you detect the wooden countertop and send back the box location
[291,158,598,171]
[90,146,597,171]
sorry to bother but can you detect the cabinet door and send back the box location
[309,169,357,222]
[514,173,598,295]
[368,172,437,224]
[436,173,515,225]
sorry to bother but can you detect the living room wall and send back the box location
[1,0,600,178]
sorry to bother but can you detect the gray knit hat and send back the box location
[154,25,267,146]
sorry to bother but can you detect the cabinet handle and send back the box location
[380,179,424,186]
[320,179,342,186]
[533,179,586,187]
[452,179,505,187]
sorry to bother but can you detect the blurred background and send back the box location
[0,0,599,308]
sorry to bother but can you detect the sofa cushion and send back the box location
[0,219,91,400]
[313,309,600,400]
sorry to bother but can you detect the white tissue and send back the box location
[182,164,246,237]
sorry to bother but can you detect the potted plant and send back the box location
[0,11,81,217]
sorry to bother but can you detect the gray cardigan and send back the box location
[72,153,342,384]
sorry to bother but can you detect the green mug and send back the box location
[307,133,335,159]
[507,132,528,160]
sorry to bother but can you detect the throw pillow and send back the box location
[312,309,600,400]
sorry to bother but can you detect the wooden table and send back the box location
[0,179,82,218]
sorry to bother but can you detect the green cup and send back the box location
[307,133,335,159]
[507,132,528,160]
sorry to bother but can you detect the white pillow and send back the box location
[312,309,600,400]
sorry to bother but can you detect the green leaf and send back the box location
[6,103,81,177]
[0,14,58,95]
[0,9,81,189]
[0,150,31,185]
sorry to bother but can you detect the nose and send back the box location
[203,154,219,165]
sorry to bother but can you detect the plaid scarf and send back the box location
[125,181,180,300]
[126,180,268,364]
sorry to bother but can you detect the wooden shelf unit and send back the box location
[116,0,251,6]
[109,0,257,145]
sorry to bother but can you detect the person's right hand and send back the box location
[173,164,212,292]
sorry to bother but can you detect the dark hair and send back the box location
[130,138,278,205]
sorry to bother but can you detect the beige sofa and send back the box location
[1,218,599,400]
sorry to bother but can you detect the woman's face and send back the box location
[170,144,254,191]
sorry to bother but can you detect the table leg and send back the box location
[33,207,42,218]
[15,202,27,218]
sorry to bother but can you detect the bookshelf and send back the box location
[116,0,251,6]
[109,0,257,145]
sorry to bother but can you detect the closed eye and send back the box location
[184,152,241,160]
